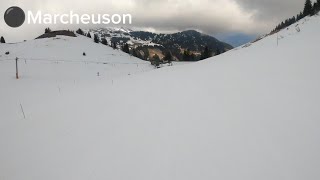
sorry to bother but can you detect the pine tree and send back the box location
[132,48,143,59]
[152,54,161,68]
[303,0,313,17]
[315,0,320,13]
[271,0,320,34]
[200,46,212,60]
[122,43,130,54]
[297,12,304,21]
[112,42,117,49]
[131,48,138,57]
[86,33,92,38]
[191,53,196,61]
[45,27,52,33]
[0,36,6,43]
[94,34,100,43]
[163,51,173,65]
[183,50,190,61]
[143,48,150,60]
[215,48,221,56]
[76,28,84,35]
[101,38,108,45]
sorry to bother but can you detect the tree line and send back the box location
[271,0,320,33]
[73,27,227,68]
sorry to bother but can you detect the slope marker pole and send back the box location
[16,57,19,79]
[20,103,26,119]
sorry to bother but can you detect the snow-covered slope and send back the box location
[0,35,152,83]
[1,15,320,180]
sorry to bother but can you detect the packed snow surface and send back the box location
[1,16,320,180]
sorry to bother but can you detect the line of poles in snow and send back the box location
[5,57,147,80]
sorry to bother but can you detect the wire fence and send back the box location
[0,57,150,65]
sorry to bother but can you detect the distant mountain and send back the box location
[88,28,233,61]
[216,33,256,47]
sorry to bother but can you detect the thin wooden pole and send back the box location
[16,57,19,79]
[20,103,26,119]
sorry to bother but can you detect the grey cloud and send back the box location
[0,0,308,42]
[236,0,306,20]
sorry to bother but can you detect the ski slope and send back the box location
[1,15,320,180]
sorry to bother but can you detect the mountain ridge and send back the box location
[88,28,233,61]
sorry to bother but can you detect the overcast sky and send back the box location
[0,0,307,42]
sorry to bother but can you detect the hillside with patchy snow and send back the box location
[1,14,320,180]
[89,27,233,61]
